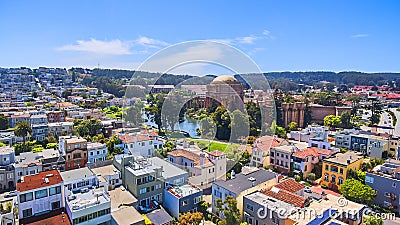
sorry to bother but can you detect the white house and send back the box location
[17,170,64,219]
[87,142,108,165]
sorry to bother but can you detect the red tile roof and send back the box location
[19,208,71,225]
[168,149,213,167]
[261,187,307,208]
[292,147,332,159]
[119,134,153,143]
[275,178,305,193]
[17,170,63,192]
[253,135,286,152]
[208,150,225,157]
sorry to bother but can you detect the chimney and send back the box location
[200,153,205,168]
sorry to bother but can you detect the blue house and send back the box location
[163,184,203,218]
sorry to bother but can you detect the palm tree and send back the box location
[14,121,32,152]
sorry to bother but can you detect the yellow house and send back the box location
[320,151,363,191]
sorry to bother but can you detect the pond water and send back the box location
[144,114,200,138]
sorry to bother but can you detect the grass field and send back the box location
[186,138,240,153]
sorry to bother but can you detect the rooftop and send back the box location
[91,164,119,178]
[245,191,296,218]
[254,135,287,152]
[292,147,332,159]
[17,170,63,192]
[323,151,363,166]
[274,178,305,193]
[19,208,71,225]
[167,184,202,199]
[0,146,13,154]
[145,206,173,225]
[261,186,307,208]
[149,157,187,179]
[66,187,110,212]
[60,167,95,182]
[168,149,213,168]
[111,206,144,225]
[109,186,137,209]
[213,167,276,195]
[87,142,106,150]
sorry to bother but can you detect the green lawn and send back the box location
[186,138,240,153]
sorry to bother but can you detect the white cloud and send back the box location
[57,36,169,55]
[57,38,133,55]
[236,35,260,44]
[135,36,169,48]
[350,34,369,38]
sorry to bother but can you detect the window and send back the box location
[393,182,397,188]
[155,184,162,189]
[285,155,289,159]
[285,162,288,168]
[51,201,60,210]
[90,152,93,156]
[365,176,374,183]
[338,177,343,185]
[325,165,329,170]
[182,200,188,206]
[35,189,48,199]
[49,186,61,196]
[339,168,343,174]
[277,153,280,157]
[140,188,146,194]
[246,203,254,211]
[22,208,33,218]
[330,166,338,173]
[331,175,336,183]
[0,175,3,181]
[270,152,274,157]
[142,142,145,146]
[194,196,202,204]
[324,174,329,181]
[20,192,33,203]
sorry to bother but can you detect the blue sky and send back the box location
[0,0,399,74]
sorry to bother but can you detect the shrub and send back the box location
[321,183,328,189]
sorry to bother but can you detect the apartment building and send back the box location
[320,151,363,191]
[87,142,108,165]
[59,136,88,171]
[0,146,15,190]
[250,135,289,168]
[17,170,64,220]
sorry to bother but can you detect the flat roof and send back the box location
[17,170,63,192]
[149,157,187,179]
[213,168,276,195]
[87,142,106,150]
[67,188,110,212]
[168,184,202,198]
[0,146,13,154]
[109,186,137,209]
[91,164,119,177]
[323,151,363,166]
[112,206,144,225]
[60,167,95,182]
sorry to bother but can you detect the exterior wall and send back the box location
[270,148,291,174]
[243,196,293,225]
[366,173,400,214]
[123,168,164,206]
[47,111,65,123]
[88,144,108,164]
[212,178,277,217]
[67,197,111,225]
[163,189,203,218]
[18,184,64,219]
[65,149,88,171]
[320,158,363,191]
[124,140,154,158]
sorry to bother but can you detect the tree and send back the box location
[306,173,316,182]
[340,179,375,204]
[62,89,72,99]
[126,101,144,127]
[14,121,32,152]
[324,115,342,128]
[211,106,231,141]
[340,111,352,128]
[288,121,298,131]
[364,214,384,225]
[178,212,203,225]
[0,114,9,130]
[75,119,103,137]
[215,196,241,225]
[275,126,287,139]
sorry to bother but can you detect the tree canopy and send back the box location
[340,178,375,204]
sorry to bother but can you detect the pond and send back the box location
[144,114,200,138]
